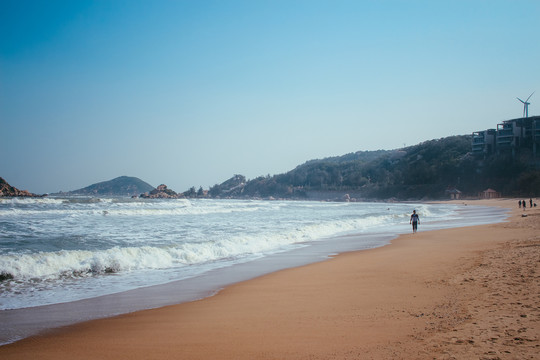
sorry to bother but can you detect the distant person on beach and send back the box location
[410,210,420,233]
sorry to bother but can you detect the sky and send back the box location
[1,0,539,194]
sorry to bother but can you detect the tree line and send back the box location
[202,135,540,200]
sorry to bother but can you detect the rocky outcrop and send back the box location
[140,184,184,199]
[0,177,41,197]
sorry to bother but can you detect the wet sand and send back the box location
[1,198,538,359]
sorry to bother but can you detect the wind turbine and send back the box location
[517,91,534,117]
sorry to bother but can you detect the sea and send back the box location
[0,197,508,345]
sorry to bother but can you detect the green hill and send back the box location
[207,135,540,200]
[62,176,155,197]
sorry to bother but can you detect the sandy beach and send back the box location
[1,198,538,359]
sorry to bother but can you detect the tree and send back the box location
[184,186,196,197]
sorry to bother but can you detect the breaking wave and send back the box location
[0,198,505,310]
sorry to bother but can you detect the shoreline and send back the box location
[0,201,505,345]
[1,198,538,358]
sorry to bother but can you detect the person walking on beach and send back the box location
[410,210,420,233]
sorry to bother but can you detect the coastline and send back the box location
[1,198,538,359]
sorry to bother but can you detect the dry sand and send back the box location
[1,198,538,359]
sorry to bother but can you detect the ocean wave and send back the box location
[0,198,279,218]
[0,246,173,280]
[0,197,67,205]
[0,199,510,312]
[0,211,407,283]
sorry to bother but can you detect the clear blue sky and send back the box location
[1,0,539,194]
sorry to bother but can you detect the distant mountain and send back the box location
[0,177,42,197]
[60,176,155,197]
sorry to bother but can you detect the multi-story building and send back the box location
[472,115,540,157]
[472,129,496,155]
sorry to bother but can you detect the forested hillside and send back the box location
[208,135,540,200]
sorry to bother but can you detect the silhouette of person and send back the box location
[410,210,420,233]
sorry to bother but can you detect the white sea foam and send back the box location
[0,197,67,205]
[0,214,391,280]
[0,198,507,310]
